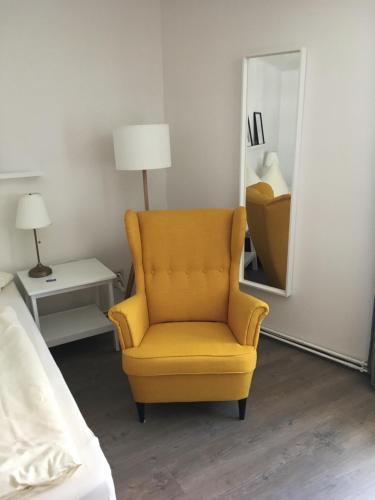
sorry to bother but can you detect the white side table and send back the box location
[17,258,119,351]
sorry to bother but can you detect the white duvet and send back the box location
[0,306,81,499]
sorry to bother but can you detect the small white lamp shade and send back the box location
[16,193,51,230]
[113,124,171,171]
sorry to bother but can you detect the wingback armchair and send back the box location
[109,208,269,422]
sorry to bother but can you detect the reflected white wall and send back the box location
[278,70,299,187]
[246,55,299,188]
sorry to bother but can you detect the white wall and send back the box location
[0,0,166,278]
[161,0,375,360]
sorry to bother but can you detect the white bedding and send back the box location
[0,283,116,500]
[0,306,81,498]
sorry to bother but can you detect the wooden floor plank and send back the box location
[52,334,375,500]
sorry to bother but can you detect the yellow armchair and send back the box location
[109,207,269,422]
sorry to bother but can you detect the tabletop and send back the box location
[17,258,116,297]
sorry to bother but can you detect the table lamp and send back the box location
[113,123,172,295]
[16,193,52,278]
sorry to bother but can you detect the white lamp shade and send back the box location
[264,151,279,168]
[113,124,171,171]
[16,193,51,229]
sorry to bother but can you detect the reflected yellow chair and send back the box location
[109,208,269,422]
[246,182,290,289]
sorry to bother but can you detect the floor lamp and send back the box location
[113,123,172,297]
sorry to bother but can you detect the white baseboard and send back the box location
[261,327,368,373]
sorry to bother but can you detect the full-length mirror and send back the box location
[239,49,306,296]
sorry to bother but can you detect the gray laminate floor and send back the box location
[52,334,375,500]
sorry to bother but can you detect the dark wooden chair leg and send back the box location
[136,402,145,423]
[238,398,247,420]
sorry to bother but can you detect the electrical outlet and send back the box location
[113,269,126,291]
[114,268,124,279]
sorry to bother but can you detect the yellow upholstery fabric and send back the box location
[109,207,269,405]
[246,182,290,289]
[135,209,233,324]
[128,373,253,403]
[124,210,146,296]
[228,289,268,348]
[123,322,256,376]
[109,293,149,349]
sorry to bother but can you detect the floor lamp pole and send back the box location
[125,170,149,298]
[142,170,149,211]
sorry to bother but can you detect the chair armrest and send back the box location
[228,289,269,347]
[108,294,149,349]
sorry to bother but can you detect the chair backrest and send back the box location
[246,182,290,289]
[125,208,246,324]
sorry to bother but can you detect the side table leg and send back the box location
[31,296,40,328]
[108,282,119,352]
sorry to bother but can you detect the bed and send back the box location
[0,282,116,500]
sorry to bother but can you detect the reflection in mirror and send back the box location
[240,49,306,296]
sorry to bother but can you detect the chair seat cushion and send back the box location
[123,322,256,376]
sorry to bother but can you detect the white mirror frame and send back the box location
[239,47,307,297]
